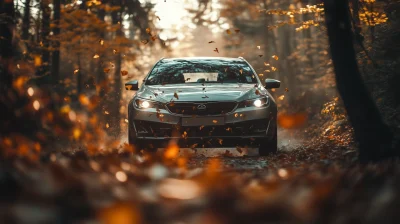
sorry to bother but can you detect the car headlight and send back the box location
[134,98,160,109]
[238,97,269,108]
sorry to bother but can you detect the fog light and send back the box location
[254,99,262,107]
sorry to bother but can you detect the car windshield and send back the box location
[145,59,258,85]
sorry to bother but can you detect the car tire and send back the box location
[259,126,277,156]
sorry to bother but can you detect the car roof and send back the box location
[160,57,245,62]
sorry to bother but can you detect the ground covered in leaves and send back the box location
[2,127,400,224]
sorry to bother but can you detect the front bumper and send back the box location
[129,102,276,147]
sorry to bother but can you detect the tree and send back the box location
[51,0,61,84]
[324,0,395,162]
[21,0,31,40]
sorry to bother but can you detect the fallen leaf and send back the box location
[213,48,219,53]
[106,123,110,128]
[74,69,79,75]
[236,146,243,154]
[264,62,270,66]
[255,89,260,95]
[226,29,231,34]
[156,16,161,20]
[239,69,243,74]
[258,55,263,57]
[104,111,109,115]
[234,29,240,33]
[141,40,149,44]
[218,139,223,145]
[257,45,261,49]
[93,54,100,58]
[124,119,129,123]
[212,120,218,124]
[104,68,110,73]
[272,55,279,60]
[113,49,118,54]
[208,41,215,43]
[146,28,151,33]
[99,39,104,45]
[285,88,289,92]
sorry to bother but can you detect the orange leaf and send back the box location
[278,113,308,129]
[121,70,128,76]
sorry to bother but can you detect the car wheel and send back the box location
[259,126,277,156]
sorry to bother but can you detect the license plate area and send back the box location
[181,117,225,126]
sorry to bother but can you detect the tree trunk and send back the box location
[0,0,39,144]
[51,0,61,84]
[324,0,395,162]
[40,0,51,77]
[108,3,123,137]
[22,0,31,40]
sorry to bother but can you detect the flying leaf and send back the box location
[93,54,100,58]
[239,69,243,74]
[218,139,223,145]
[236,146,243,154]
[264,62,270,66]
[106,123,110,128]
[74,69,79,75]
[258,55,263,57]
[186,78,191,81]
[255,89,260,95]
[146,28,151,33]
[278,113,308,129]
[259,73,264,77]
[208,41,215,43]
[202,95,209,98]
[285,88,289,92]
[200,125,204,130]
[234,29,240,33]
[226,29,231,34]
[213,120,218,124]
[121,70,128,76]
[272,55,279,60]
[141,40,149,44]
[99,39,104,45]
[213,48,219,53]
[104,68,110,73]
[104,111,109,115]
[151,36,157,41]
[278,95,285,100]
[271,66,277,71]
[257,46,261,49]
[174,92,179,99]
[156,16,161,20]
[113,49,118,54]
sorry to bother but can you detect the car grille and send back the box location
[165,102,237,115]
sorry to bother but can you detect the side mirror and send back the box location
[125,80,139,90]
[264,79,280,89]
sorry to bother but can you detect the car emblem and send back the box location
[197,104,207,110]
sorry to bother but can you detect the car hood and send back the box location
[136,84,269,102]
